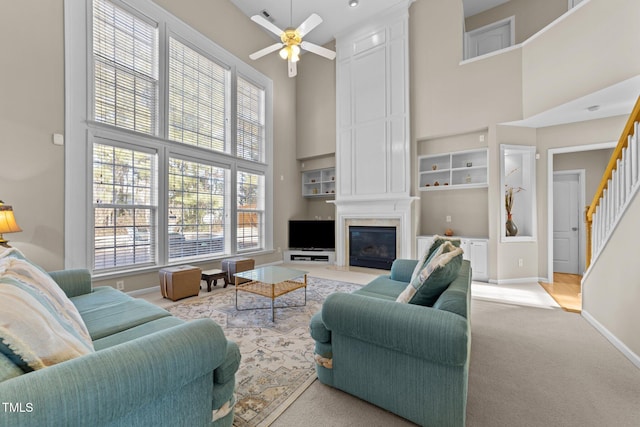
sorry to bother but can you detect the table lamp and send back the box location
[0,201,22,248]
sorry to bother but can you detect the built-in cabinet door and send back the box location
[469,240,488,281]
[416,236,488,282]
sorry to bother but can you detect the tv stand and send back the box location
[284,249,335,264]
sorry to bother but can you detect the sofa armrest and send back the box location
[389,259,419,283]
[0,319,226,427]
[321,293,469,366]
[48,269,92,298]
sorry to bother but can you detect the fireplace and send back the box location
[349,226,397,270]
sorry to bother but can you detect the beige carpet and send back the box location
[273,298,640,427]
[166,276,362,427]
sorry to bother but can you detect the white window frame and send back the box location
[64,0,273,275]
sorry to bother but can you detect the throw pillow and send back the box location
[410,235,462,283]
[0,248,94,372]
[397,241,463,306]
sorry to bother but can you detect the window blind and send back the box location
[93,143,157,270]
[168,37,227,152]
[168,157,228,260]
[237,77,265,162]
[237,171,264,251]
[93,0,158,135]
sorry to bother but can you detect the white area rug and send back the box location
[168,277,361,426]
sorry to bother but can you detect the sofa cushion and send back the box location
[81,299,171,340]
[353,276,407,300]
[396,241,463,306]
[0,248,94,372]
[92,316,184,350]
[410,235,462,283]
[70,286,133,314]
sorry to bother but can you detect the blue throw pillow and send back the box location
[397,241,463,306]
[410,235,462,283]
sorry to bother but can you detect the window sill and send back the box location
[92,248,276,280]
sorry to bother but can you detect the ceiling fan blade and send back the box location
[288,59,297,78]
[251,15,284,38]
[300,41,336,60]
[249,43,284,60]
[296,13,323,38]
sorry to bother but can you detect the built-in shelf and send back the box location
[302,167,336,197]
[418,149,488,190]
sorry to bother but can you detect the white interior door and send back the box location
[465,17,514,59]
[553,172,581,274]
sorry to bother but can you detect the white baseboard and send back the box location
[488,277,545,285]
[124,260,283,296]
[582,309,640,370]
[127,286,160,297]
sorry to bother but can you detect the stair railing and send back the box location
[586,95,640,268]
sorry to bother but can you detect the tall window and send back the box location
[237,171,264,250]
[168,38,228,152]
[237,77,265,162]
[93,143,157,270]
[168,158,228,260]
[80,0,271,273]
[93,0,158,134]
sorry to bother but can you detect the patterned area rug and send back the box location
[167,276,361,427]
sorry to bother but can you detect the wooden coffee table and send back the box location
[233,266,308,321]
[201,269,228,291]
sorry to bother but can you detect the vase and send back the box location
[506,213,518,236]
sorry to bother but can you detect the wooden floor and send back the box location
[539,273,582,313]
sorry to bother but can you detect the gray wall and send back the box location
[554,148,614,201]
[465,0,568,44]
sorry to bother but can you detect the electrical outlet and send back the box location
[446,215,452,223]
[518,259,524,267]
[116,280,124,290]
[277,247,281,253]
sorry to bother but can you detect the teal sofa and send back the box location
[310,258,472,427]
[0,250,240,427]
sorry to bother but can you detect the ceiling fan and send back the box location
[249,8,336,78]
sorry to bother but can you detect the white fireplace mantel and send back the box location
[333,2,416,267]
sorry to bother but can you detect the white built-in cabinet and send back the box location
[302,167,336,197]
[335,2,412,200]
[417,235,489,281]
[418,148,488,190]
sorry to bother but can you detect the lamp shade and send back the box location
[0,204,22,234]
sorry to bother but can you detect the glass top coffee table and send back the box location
[233,266,308,321]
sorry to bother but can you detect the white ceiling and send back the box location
[229,0,509,46]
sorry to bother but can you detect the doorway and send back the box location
[546,142,616,283]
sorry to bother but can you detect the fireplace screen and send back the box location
[349,226,397,269]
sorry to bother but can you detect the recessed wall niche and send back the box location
[500,144,536,242]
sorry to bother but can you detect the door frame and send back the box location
[553,169,586,274]
[546,141,616,283]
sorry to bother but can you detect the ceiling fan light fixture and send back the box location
[279,47,289,60]
[349,0,359,7]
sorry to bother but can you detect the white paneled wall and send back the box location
[591,122,640,263]
[335,1,412,200]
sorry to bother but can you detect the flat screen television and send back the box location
[288,220,335,250]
